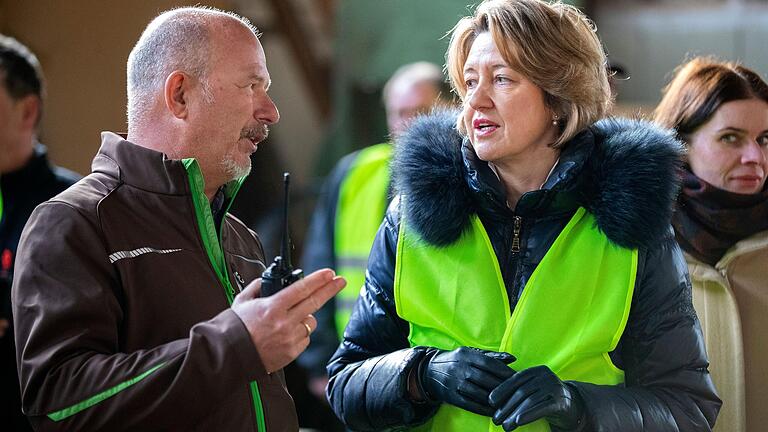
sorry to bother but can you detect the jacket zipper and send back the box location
[506,215,524,310]
[183,159,266,432]
[511,216,522,255]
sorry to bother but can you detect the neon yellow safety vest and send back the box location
[334,143,393,337]
[395,207,638,432]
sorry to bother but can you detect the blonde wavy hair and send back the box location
[446,0,612,147]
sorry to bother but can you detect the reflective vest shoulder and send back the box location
[334,143,393,337]
[394,207,638,432]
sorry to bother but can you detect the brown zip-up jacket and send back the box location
[12,132,298,431]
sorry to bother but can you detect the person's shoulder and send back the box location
[384,195,402,230]
[44,169,119,223]
[21,198,101,248]
[392,110,473,247]
[36,164,83,201]
[51,165,82,189]
[630,229,696,328]
[330,146,379,182]
[579,117,685,250]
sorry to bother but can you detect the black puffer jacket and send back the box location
[326,112,721,431]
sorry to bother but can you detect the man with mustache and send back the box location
[11,7,345,431]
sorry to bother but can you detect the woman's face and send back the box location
[688,98,768,194]
[461,32,558,165]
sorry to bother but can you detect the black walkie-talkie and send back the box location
[261,173,304,297]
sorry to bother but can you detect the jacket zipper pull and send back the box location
[511,216,522,254]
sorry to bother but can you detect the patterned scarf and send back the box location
[672,167,768,266]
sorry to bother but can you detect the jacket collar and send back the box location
[717,230,768,270]
[94,132,195,196]
[462,128,594,219]
[686,230,768,285]
[1,143,56,192]
[393,111,685,250]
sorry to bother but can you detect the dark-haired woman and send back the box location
[655,57,768,432]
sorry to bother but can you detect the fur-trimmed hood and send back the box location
[393,111,685,250]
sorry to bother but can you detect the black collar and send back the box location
[1,143,56,194]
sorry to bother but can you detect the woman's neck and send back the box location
[492,146,560,208]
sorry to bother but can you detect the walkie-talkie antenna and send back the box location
[260,172,303,297]
[279,172,291,270]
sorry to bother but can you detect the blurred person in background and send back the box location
[0,34,80,432]
[655,57,768,432]
[297,61,453,402]
[325,0,720,430]
[11,8,344,431]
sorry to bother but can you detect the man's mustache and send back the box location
[241,124,269,143]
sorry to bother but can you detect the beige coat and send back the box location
[687,230,768,432]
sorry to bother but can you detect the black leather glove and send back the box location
[488,365,584,431]
[415,346,516,416]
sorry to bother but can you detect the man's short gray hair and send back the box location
[126,6,258,127]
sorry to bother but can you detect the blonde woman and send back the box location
[327,1,720,430]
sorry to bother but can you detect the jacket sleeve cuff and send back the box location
[371,347,440,427]
[217,308,269,381]
[329,346,439,430]
[559,382,589,432]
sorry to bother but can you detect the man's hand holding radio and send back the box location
[232,269,346,373]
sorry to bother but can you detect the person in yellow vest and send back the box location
[325,1,721,431]
[297,62,453,400]
[654,58,768,432]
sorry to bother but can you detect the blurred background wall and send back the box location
[0,0,325,185]
[1,1,766,430]
[2,0,766,181]
[596,0,768,117]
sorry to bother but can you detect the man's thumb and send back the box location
[236,278,262,301]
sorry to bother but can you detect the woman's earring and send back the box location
[552,114,559,126]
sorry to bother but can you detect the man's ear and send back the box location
[164,71,189,119]
[19,95,41,131]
